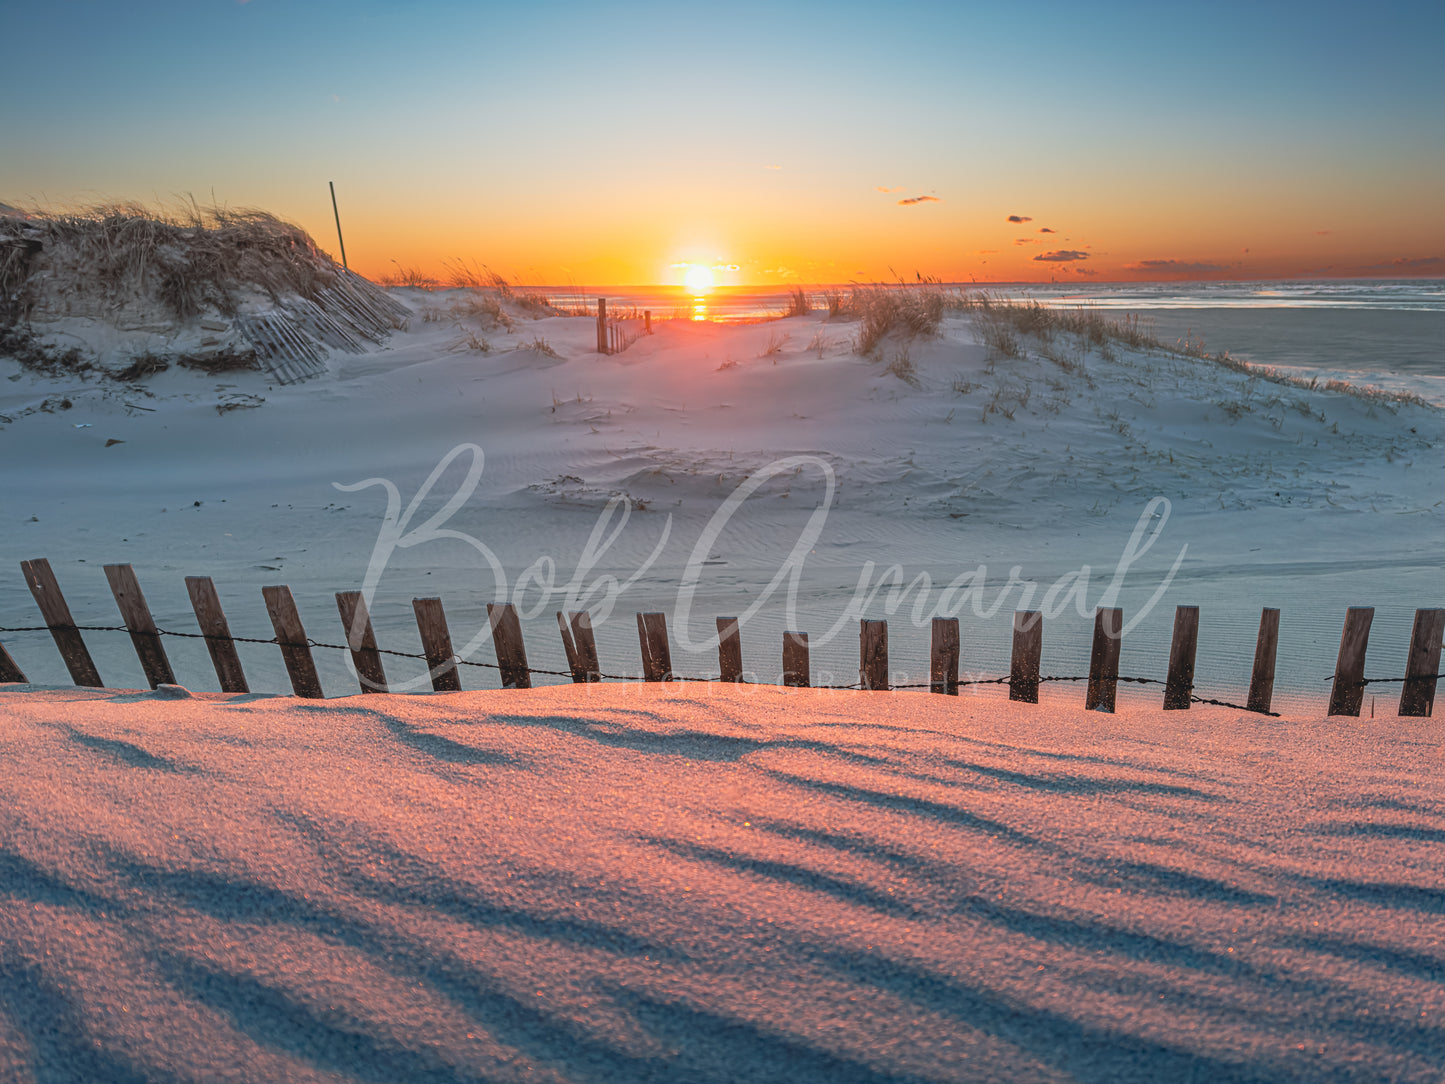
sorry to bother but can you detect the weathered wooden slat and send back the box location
[488,603,532,689]
[20,558,103,687]
[859,619,889,691]
[186,576,249,693]
[1085,607,1123,713]
[1009,611,1042,703]
[336,591,389,694]
[0,640,27,684]
[637,612,673,682]
[568,611,601,682]
[1162,605,1200,710]
[1399,608,1445,717]
[262,585,323,699]
[557,611,584,683]
[717,616,743,683]
[1247,607,1280,714]
[413,597,462,692]
[103,563,175,689]
[930,617,959,695]
[783,631,810,687]
[1327,607,1374,717]
[597,297,609,354]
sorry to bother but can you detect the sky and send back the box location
[2,0,1443,286]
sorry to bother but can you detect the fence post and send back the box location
[644,310,652,334]
[557,611,584,683]
[413,597,462,692]
[783,631,810,687]
[20,558,103,688]
[0,641,27,684]
[487,603,532,689]
[186,576,249,693]
[859,619,889,690]
[567,611,601,682]
[1009,611,1042,703]
[262,585,323,699]
[1162,605,1199,710]
[103,563,176,689]
[597,297,608,354]
[636,612,672,681]
[1247,607,1280,714]
[1085,607,1123,712]
[1399,608,1445,717]
[930,617,959,695]
[336,591,388,693]
[1327,607,1374,717]
[717,616,743,682]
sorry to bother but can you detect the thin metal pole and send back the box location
[329,180,348,271]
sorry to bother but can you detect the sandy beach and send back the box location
[2,291,1440,710]
[2,681,1443,1082]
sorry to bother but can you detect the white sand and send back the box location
[2,297,1440,707]
[0,682,1442,1081]
[3,296,1444,1079]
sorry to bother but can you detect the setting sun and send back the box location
[683,265,714,294]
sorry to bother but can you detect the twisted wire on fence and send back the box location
[0,620,1322,714]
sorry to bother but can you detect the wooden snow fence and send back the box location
[595,298,651,356]
[238,271,411,384]
[3,557,1443,717]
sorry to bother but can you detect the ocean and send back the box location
[554,279,1445,405]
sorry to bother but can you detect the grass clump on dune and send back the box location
[965,292,1432,409]
[0,200,342,324]
[849,284,947,356]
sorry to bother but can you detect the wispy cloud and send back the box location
[898,195,940,205]
[1013,238,1042,246]
[875,185,904,193]
[1125,259,1226,273]
[1038,227,1055,234]
[1034,250,1088,262]
[1007,215,1032,223]
[1073,267,1099,276]
[1386,255,1443,269]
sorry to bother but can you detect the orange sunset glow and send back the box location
[4,4,1439,287]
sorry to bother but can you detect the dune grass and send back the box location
[0,200,341,324]
[965,292,1433,409]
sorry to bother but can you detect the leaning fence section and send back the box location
[1,556,1442,718]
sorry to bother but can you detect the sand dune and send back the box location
[2,297,1440,708]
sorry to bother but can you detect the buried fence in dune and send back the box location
[595,297,652,356]
[1,557,1443,719]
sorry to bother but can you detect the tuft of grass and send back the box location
[851,284,945,356]
[758,330,789,358]
[379,262,438,289]
[783,286,811,317]
[883,346,920,386]
[451,328,491,353]
[449,291,515,331]
[522,335,560,358]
